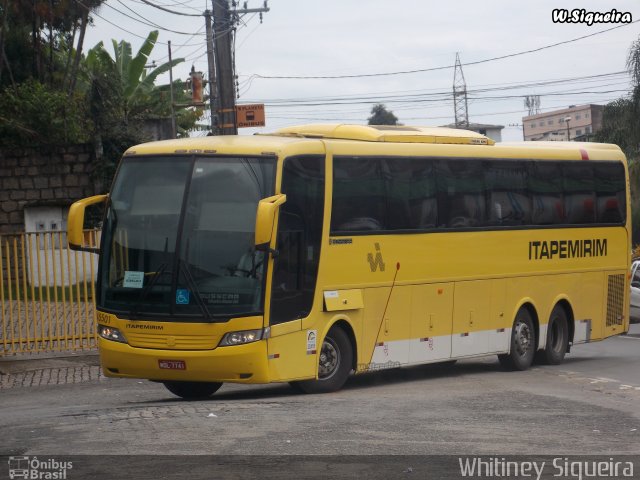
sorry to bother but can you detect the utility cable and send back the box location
[251,21,640,80]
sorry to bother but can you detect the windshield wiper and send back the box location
[130,262,170,318]
[178,259,212,320]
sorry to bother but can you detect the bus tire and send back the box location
[293,327,353,394]
[536,305,569,365]
[498,308,536,371]
[162,381,222,400]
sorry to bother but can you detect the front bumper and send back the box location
[99,337,270,383]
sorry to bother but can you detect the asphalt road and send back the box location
[1,325,639,478]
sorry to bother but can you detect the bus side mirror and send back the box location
[68,194,108,253]
[255,194,286,252]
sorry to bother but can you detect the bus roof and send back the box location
[272,123,495,145]
[124,124,625,163]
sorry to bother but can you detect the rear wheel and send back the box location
[536,305,569,365]
[498,308,536,371]
[292,327,353,394]
[162,381,222,400]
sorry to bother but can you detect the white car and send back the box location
[631,260,640,323]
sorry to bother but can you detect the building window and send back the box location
[531,123,536,128]
[576,129,582,136]
[585,113,590,118]
[575,114,581,120]
[547,120,553,125]
[586,126,591,134]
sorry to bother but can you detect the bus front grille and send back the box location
[126,333,219,350]
[606,274,625,327]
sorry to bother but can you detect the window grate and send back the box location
[606,274,625,327]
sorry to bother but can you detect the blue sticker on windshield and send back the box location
[176,289,190,305]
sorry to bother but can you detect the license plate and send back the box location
[158,360,186,370]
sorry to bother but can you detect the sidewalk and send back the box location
[0,351,102,389]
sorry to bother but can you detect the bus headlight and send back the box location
[98,325,128,344]
[219,329,265,346]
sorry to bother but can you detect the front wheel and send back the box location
[292,327,353,394]
[536,305,569,365]
[163,381,222,400]
[498,308,536,371]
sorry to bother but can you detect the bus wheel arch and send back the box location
[329,319,358,373]
[293,319,356,394]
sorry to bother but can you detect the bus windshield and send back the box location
[98,155,276,320]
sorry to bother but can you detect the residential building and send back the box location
[523,104,604,141]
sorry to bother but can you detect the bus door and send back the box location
[267,156,326,381]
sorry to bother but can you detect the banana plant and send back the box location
[85,30,184,123]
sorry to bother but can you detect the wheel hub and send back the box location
[514,321,531,357]
[318,338,340,379]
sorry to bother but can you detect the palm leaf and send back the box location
[125,30,159,98]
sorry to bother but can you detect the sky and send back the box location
[83,0,640,141]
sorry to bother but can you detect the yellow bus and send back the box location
[68,124,631,399]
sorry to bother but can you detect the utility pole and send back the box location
[208,0,269,135]
[167,41,177,138]
[453,52,469,128]
[204,10,218,134]
[212,0,237,135]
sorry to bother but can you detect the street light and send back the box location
[563,116,572,141]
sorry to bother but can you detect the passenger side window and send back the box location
[332,158,385,231]
[529,162,564,225]
[594,163,626,224]
[484,161,531,226]
[563,164,595,224]
[436,159,485,228]
[330,156,626,233]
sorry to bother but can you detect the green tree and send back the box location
[367,104,399,125]
[0,79,87,147]
[84,30,184,124]
[80,31,202,186]
[596,35,640,161]
[0,0,104,89]
[595,35,640,246]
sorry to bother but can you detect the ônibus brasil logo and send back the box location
[8,456,73,479]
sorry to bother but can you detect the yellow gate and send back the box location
[0,230,100,355]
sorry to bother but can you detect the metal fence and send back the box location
[0,230,100,356]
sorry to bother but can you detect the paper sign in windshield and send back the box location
[123,271,144,288]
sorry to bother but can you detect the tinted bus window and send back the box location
[331,156,626,234]
[436,159,486,228]
[563,164,595,224]
[594,162,626,224]
[485,161,531,226]
[529,162,564,225]
[333,158,385,231]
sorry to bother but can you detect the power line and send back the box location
[250,21,639,80]
[111,0,206,36]
[241,71,628,105]
[74,0,204,46]
[136,0,202,17]
[243,80,630,108]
